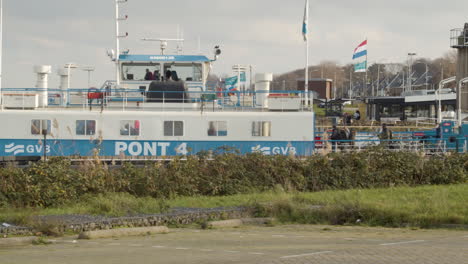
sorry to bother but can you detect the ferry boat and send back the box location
[0,1,315,159]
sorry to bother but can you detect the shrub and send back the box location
[0,149,466,208]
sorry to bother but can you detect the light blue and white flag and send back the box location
[352,39,368,73]
[225,73,246,91]
[302,0,309,41]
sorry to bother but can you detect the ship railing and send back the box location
[314,137,467,154]
[0,88,314,112]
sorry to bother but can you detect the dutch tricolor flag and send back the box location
[352,40,367,60]
[302,0,309,41]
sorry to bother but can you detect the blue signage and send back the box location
[119,55,210,62]
[0,139,314,157]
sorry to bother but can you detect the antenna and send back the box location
[176,30,184,55]
[198,36,201,55]
[141,38,184,55]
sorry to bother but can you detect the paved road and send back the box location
[0,225,467,264]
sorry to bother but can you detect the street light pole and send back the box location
[333,72,336,99]
[408,53,417,92]
[0,0,3,107]
[82,67,96,88]
[376,63,380,97]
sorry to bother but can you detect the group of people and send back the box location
[328,122,393,152]
[144,69,179,81]
[342,110,361,126]
[329,125,355,151]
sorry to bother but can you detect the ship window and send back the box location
[122,63,162,81]
[31,120,51,135]
[76,120,96,136]
[164,121,184,136]
[164,63,202,82]
[120,120,140,136]
[208,121,227,137]
[252,121,271,137]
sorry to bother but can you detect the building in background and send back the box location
[297,78,333,99]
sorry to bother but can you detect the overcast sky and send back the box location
[2,0,468,88]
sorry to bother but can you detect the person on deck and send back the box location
[165,70,173,81]
[153,70,161,81]
[330,125,340,152]
[353,110,361,121]
[144,69,153,80]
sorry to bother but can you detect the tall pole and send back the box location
[364,38,368,97]
[303,0,309,107]
[374,62,380,96]
[249,65,252,91]
[408,53,416,93]
[305,40,309,105]
[115,0,119,86]
[0,0,3,106]
[349,69,352,99]
[333,72,336,99]
[426,63,429,91]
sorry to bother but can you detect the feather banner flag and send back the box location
[302,0,309,41]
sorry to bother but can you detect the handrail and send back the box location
[0,88,313,113]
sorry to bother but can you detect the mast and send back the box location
[115,0,128,87]
[0,0,3,106]
[364,38,368,97]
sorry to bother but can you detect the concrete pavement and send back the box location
[0,225,466,264]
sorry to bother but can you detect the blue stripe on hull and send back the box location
[0,139,315,157]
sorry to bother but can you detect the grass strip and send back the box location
[1,184,466,229]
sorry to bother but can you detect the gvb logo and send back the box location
[251,145,271,155]
[251,145,297,155]
[5,143,25,155]
[4,143,50,155]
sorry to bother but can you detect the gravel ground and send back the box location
[1,207,250,235]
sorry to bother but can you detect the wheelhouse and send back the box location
[118,55,212,92]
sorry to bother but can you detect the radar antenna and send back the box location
[141,38,185,55]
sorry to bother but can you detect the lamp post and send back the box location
[408,53,417,92]
[409,61,429,90]
[334,69,345,99]
[82,67,96,88]
[65,63,79,89]
[349,69,353,99]
[0,0,3,107]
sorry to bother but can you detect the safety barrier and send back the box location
[0,88,313,112]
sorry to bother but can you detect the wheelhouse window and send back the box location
[163,63,202,82]
[252,121,271,137]
[164,121,184,136]
[76,120,96,136]
[208,121,227,137]
[31,120,51,135]
[120,120,140,136]
[122,63,162,81]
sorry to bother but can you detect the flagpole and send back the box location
[303,0,309,108]
[364,38,368,97]
[305,36,309,107]
[0,0,3,107]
